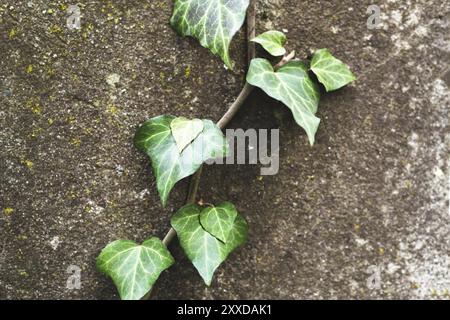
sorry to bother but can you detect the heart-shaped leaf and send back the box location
[171,203,248,285]
[135,115,228,206]
[251,30,287,56]
[170,117,204,153]
[246,58,321,145]
[97,237,174,300]
[170,0,250,69]
[200,202,238,243]
[310,48,356,92]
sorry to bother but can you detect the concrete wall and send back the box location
[0,0,448,299]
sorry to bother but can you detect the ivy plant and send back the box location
[97,238,174,300]
[134,115,228,206]
[171,203,248,285]
[170,0,251,69]
[246,59,320,145]
[97,1,356,300]
[250,30,287,56]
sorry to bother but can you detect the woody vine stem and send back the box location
[160,0,294,249]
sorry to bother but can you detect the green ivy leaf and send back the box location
[170,0,250,69]
[135,115,228,207]
[199,202,238,243]
[246,58,321,145]
[251,30,287,56]
[170,117,204,153]
[171,204,248,285]
[97,238,175,300]
[310,48,356,92]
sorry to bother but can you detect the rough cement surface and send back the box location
[0,0,449,299]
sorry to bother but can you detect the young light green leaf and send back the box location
[171,204,248,285]
[170,117,204,153]
[135,115,228,207]
[170,0,250,69]
[251,30,287,56]
[200,202,238,243]
[246,58,321,145]
[310,48,356,92]
[97,238,174,300]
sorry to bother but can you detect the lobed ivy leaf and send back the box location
[97,238,175,300]
[171,204,248,285]
[310,48,356,92]
[251,30,287,56]
[135,115,228,207]
[199,202,238,243]
[246,58,321,145]
[170,0,250,69]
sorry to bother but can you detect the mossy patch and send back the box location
[3,208,14,216]
[21,159,34,170]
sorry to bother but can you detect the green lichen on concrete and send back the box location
[3,208,14,216]
[25,97,43,115]
[20,159,34,170]
[184,65,191,78]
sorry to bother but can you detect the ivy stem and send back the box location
[217,83,253,129]
[161,49,296,248]
[274,50,296,69]
[147,0,296,300]
[161,0,258,248]
[247,0,257,65]
[161,165,202,245]
[155,1,295,299]
[216,50,296,130]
